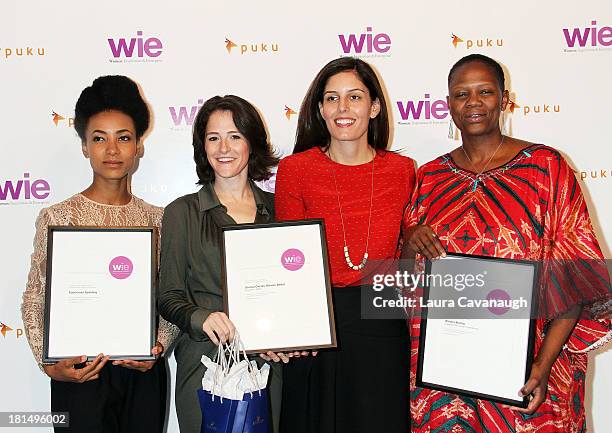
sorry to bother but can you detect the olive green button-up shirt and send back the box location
[159,180,274,341]
[158,180,278,433]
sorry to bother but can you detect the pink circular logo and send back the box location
[486,289,510,315]
[109,256,133,279]
[281,248,305,271]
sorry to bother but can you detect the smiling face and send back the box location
[319,71,380,147]
[81,110,140,183]
[204,110,250,181]
[447,61,509,137]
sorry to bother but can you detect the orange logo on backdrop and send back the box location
[1,46,46,60]
[52,110,74,127]
[224,37,279,55]
[451,33,503,49]
[225,38,237,53]
[52,111,65,126]
[0,322,12,337]
[285,106,296,120]
[573,167,612,182]
[451,34,463,48]
[506,97,559,116]
[0,321,23,338]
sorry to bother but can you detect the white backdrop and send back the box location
[1,1,611,431]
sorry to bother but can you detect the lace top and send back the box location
[21,193,179,368]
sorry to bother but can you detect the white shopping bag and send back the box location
[201,334,270,401]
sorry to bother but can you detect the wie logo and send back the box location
[281,249,305,271]
[396,94,449,126]
[562,20,612,52]
[338,27,391,57]
[0,173,50,204]
[169,98,204,128]
[107,31,163,63]
[109,256,133,279]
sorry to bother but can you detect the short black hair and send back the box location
[293,57,389,154]
[448,54,505,91]
[74,75,150,141]
[192,95,279,184]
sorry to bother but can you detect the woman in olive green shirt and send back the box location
[159,95,285,433]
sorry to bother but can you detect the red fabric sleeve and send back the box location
[274,156,306,221]
[543,154,612,352]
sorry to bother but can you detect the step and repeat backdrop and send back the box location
[2,1,611,431]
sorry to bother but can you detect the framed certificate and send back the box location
[415,252,538,408]
[43,227,156,362]
[221,219,336,353]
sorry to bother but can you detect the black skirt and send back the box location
[51,361,167,433]
[280,285,410,433]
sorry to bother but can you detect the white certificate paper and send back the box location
[416,253,537,407]
[222,220,336,353]
[43,227,155,362]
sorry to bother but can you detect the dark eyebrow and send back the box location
[92,129,132,134]
[205,130,241,135]
[323,88,365,95]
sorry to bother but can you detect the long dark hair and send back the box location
[293,57,389,154]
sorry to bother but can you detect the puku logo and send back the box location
[575,168,612,182]
[396,94,449,123]
[0,46,45,60]
[338,26,391,55]
[563,20,612,49]
[451,33,503,49]
[511,97,560,116]
[169,98,203,127]
[0,321,23,339]
[281,248,305,271]
[107,31,163,60]
[52,111,74,128]
[224,37,279,55]
[109,256,133,279]
[285,105,296,120]
[0,173,50,202]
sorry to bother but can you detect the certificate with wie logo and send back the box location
[415,253,539,408]
[221,220,336,353]
[42,227,156,362]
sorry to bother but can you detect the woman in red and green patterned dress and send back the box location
[404,54,611,433]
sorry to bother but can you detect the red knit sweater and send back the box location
[275,147,416,287]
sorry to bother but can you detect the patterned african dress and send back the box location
[406,144,611,433]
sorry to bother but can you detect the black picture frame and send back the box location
[415,252,539,408]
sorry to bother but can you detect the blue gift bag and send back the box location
[198,389,240,433]
[198,388,270,433]
[233,389,269,433]
[199,336,271,433]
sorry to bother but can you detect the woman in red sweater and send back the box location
[275,57,415,433]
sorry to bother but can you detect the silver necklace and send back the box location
[328,148,375,271]
[461,135,505,191]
